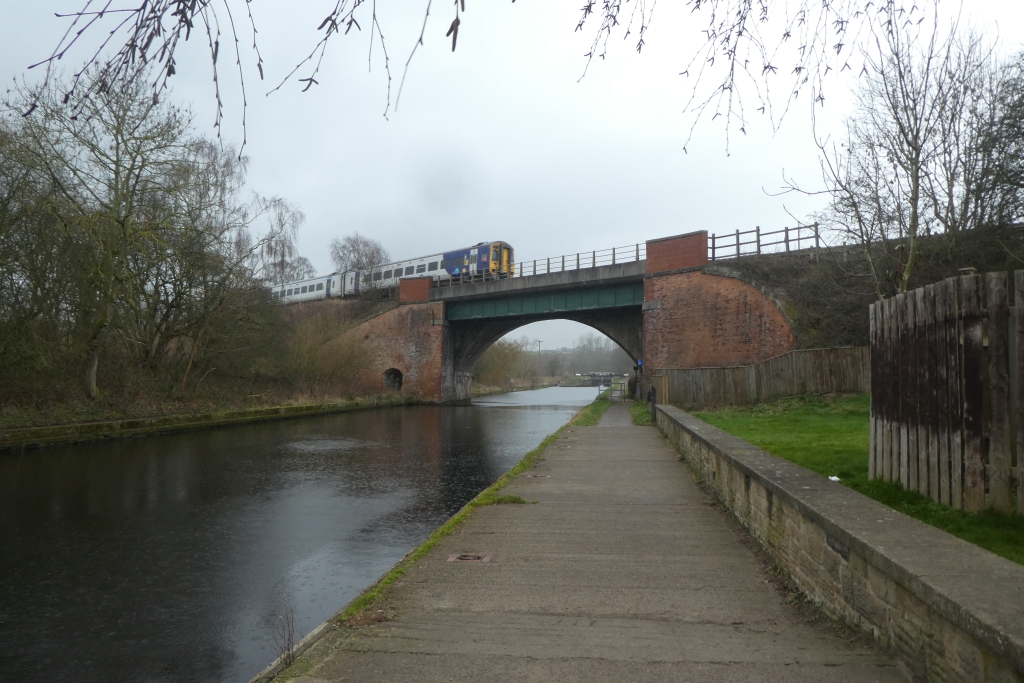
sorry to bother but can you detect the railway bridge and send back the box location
[345,229,803,402]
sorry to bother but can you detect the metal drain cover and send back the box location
[447,553,493,563]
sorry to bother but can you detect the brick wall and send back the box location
[644,271,794,369]
[399,277,433,302]
[645,231,708,273]
[339,301,446,401]
[657,405,1024,683]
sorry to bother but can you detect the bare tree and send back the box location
[7,66,191,397]
[260,199,315,285]
[787,20,1024,298]
[1,66,309,400]
[31,0,929,148]
[329,233,389,273]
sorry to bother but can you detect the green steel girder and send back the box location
[445,281,644,321]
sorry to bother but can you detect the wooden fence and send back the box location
[658,347,869,411]
[869,271,1024,514]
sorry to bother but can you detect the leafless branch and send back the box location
[32,0,931,149]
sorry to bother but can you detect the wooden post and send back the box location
[635,244,639,261]
[711,234,716,261]
[946,277,964,509]
[546,257,550,274]
[1011,270,1019,516]
[882,296,895,482]
[814,222,820,251]
[961,273,985,511]
[756,226,761,255]
[934,282,951,506]
[736,229,741,258]
[561,255,565,271]
[576,253,580,270]
[612,248,616,265]
[869,302,879,480]
[785,226,791,252]
[920,286,936,500]
[987,272,1012,513]
[901,292,915,491]
[592,251,595,268]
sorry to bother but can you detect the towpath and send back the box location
[285,403,903,682]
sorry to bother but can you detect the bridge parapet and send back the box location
[429,260,645,302]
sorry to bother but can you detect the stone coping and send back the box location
[656,403,1024,678]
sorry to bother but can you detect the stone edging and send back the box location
[655,403,1024,683]
[0,399,413,452]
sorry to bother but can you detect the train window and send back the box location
[405,266,414,275]
[440,259,449,269]
[416,264,426,273]
[383,270,392,278]
[428,262,438,271]
[316,283,324,290]
[373,272,383,281]
[286,289,292,295]
[301,286,308,293]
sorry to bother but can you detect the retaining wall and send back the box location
[656,404,1024,683]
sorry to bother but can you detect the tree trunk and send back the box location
[84,347,100,399]
[175,325,207,396]
[83,304,113,399]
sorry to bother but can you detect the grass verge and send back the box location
[571,394,613,426]
[695,394,1024,566]
[630,401,653,426]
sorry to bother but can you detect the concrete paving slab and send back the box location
[284,401,905,683]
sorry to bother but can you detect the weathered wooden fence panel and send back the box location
[662,347,869,411]
[869,270,1024,514]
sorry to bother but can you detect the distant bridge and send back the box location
[337,229,807,401]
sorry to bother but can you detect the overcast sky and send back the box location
[3,1,1023,351]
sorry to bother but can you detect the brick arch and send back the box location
[446,307,643,401]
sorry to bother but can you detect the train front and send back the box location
[486,242,515,278]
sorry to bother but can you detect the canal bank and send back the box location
[0,380,563,452]
[263,403,901,683]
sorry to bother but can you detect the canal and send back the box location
[0,386,601,683]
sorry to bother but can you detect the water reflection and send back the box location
[0,386,598,683]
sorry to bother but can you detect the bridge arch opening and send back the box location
[382,368,403,391]
[452,316,640,399]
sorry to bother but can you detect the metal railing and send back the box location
[709,224,820,261]
[436,225,821,289]
[514,243,647,278]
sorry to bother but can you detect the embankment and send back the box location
[0,396,415,451]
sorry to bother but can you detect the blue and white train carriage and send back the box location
[269,241,515,304]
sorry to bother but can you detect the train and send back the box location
[269,241,515,304]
